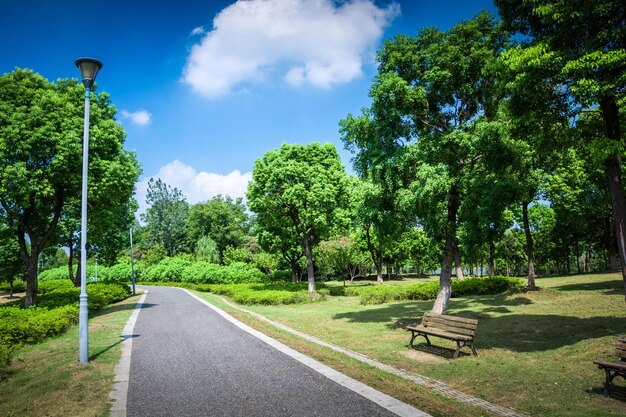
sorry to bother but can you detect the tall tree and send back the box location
[0,69,139,306]
[341,13,510,313]
[187,195,249,263]
[141,178,189,257]
[496,0,626,296]
[247,142,349,294]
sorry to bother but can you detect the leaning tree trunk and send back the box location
[522,201,537,290]
[303,234,316,294]
[432,184,460,314]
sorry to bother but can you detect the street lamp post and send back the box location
[130,227,136,296]
[75,57,103,365]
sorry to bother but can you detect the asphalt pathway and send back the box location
[126,286,413,417]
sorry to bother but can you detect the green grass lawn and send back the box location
[0,294,141,417]
[197,273,626,417]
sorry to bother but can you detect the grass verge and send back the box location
[193,273,626,417]
[0,294,142,417]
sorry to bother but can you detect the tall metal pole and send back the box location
[130,227,136,295]
[79,88,91,364]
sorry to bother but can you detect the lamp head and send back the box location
[75,57,103,90]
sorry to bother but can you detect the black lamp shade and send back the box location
[75,58,103,89]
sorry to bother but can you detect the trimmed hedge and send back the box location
[336,276,524,304]
[0,280,131,365]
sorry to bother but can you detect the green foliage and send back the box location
[140,257,264,284]
[268,270,292,282]
[194,236,219,263]
[0,68,140,307]
[142,257,191,282]
[339,277,524,305]
[141,244,167,266]
[0,305,77,365]
[141,178,189,257]
[187,196,249,263]
[248,142,350,291]
[0,279,130,365]
[223,246,253,265]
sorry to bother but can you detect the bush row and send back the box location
[138,281,328,305]
[38,259,265,285]
[0,280,131,365]
[334,276,524,304]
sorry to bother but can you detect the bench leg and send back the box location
[603,368,612,397]
[408,331,430,348]
[470,342,478,356]
[453,341,462,359]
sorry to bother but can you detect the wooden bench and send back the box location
[593,334,626,396]
[406,313,478,359]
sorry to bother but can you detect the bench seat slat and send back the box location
[594,359,626,371]
[422,318,477,335]
[424,313,478,326]
[407,325,474,342]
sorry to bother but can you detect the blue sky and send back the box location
[1,0,497,211]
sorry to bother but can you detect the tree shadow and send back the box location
[333,296,624,353]
[91,302,157,318]
[553,280,623,295]
[89,334,139,361]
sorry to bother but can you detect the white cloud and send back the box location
[135,160,252,216]
[182,0,400,98]
[120,109,152,125]
[191,26,205,36]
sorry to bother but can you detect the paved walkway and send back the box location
[121,286,429,417]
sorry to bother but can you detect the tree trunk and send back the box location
[488,238,495,277]
[303,235,316,294]
[375,262,383,284]
[453,244,464,279]
[365,227,383,285]
[600,95,626,300]
[432,235,454,314]
[522,201,536,290]
[290,259,298,283]
[432,184,460,314]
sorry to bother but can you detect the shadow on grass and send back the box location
[554,280,623,295]
[89,334,139,361]
[333,296,624,353]
[91,302,157,318]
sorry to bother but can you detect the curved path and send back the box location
[125,286,428,417]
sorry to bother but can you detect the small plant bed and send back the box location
[0,279,131,365]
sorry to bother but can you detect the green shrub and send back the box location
[0,279,25,293]
[203,283,319,305]
[142,257,191,282]
[267,270,292,282]
[0,305,77,365]
[343,276,524,304]
[0,280,130,366]
[180,261,264,284]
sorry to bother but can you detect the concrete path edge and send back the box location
[109,290,149,417]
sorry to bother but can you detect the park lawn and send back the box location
[0,293,141,417]
[197,273,626,417]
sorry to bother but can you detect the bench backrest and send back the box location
[617,334,626,361]
[422,313,478,338]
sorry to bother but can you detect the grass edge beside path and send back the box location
[0,293,143,417]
